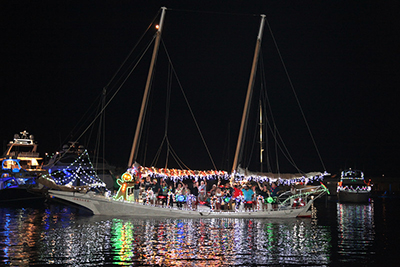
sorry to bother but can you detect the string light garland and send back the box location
[127,165,328,185]
[337,185,371,193]
[42,149,106,190]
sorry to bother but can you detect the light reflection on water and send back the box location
[0,201,384,266]
[0,204,331,266]
[337,202,375,263]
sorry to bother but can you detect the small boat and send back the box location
[0,131,47,203]
[337,169,371,203]
[48,7,329,217]
[43,141,116,191]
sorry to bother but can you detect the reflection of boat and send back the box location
[337,169,371,203]
[337,202,375,261]
[43,141,116,191]
[49,7,329,217]
[0,131,47,203]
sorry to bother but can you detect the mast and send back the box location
[231,14,266,177]
[128,7,167,167]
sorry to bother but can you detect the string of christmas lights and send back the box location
[42,150,106,188]
[127,165,328,185]
[337,185,371,192]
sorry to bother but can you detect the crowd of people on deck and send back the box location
[125,175,288,211]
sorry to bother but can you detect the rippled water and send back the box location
[1,198,399,266]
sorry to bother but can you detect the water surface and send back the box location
[1,198,398,266]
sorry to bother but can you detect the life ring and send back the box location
[292,198,305,207]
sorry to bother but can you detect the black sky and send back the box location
[2,1,399,177]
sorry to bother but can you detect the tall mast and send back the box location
[231,14,266,176]
[128,7,167,167]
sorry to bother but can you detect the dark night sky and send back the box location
[1,1,399,178]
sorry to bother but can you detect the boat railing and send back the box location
[106,187,328,213]
[279,185,329,207]
[7,151,40,158]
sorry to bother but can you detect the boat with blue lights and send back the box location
[43,141,116,192]
[0,131,47,203]
[337,169,371,203]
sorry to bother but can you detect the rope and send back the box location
[161,40,217,170]
[265,17,326,171]
[56,10,161,161]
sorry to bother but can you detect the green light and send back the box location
[320,182,330,195]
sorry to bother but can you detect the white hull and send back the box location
[337,190,370,203]
[49,190,314,218]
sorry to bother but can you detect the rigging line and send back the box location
[261,85,304,173]
[265,17,326,171]
[166,138,191,170]
[165,64,172,136]
[167,8,259,18]
[264,114,304,173]
[150,135,167,167]
[161,39,217,170]
[150,66,172,168]
[94,89,106,166]
[245,109,259,169]
[259,54,301,173]
[103,10,161,92]
[163,65,173,168]
[66,36,156,159]
[260,91,302,173]
[259,59,271,173]
[53,34,157,166]
[275,125,280,176]
[57,94,101,151]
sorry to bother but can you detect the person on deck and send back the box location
[198,180,207,203]
[133,179,141,202]
[242,185,254,211]
[269,182,280,210]
[214,186,224,211]
[182,183,191,209]
[175,182,184,209]
[167,184,175,207]
[159,180,169,206]
[224,184,234,210]
[257,182,270,210]
[233,184,243,210]
[151,179,160,205]
[251,184,258,210]
[191,181,199,210]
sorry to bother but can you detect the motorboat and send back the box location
[337,169,371,202]
[0,131,47,203]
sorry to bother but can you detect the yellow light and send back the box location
[155,24,159,29]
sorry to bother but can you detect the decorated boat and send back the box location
[0,131,47,203]
[47,7,329,217]
[43,141,116,191]
[337,169,371,203]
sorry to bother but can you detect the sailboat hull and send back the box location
[48,190,312,218]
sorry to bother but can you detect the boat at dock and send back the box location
[0,131,47,203]
[48,7,329,217]
[337,169,371,203]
